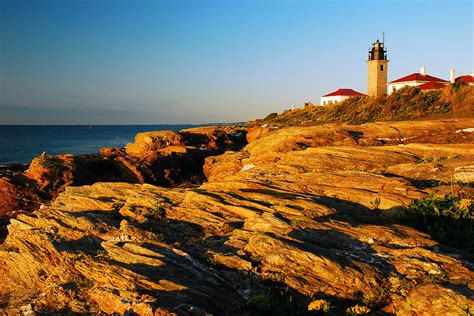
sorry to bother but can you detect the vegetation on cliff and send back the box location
[248,84,474,127]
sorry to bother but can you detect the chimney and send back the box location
[450,69,455,83]
[420,67,426,76]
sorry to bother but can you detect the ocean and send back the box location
[0,125,202,165]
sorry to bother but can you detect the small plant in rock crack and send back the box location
[370,197,381,209]
[395,271,448,297]
[198,251,218,267]
[0,293,10,309]
[458,303,474,316]
[110,202,124,220]
[423,271,449,284]
[415,156,449,164]
[151,197,169,220]
[292,219,303,227]
[247,294,272,308]
[396,278,418,297]
[414,156,435,164]
[95,250,108,259]
[346,305,371,315]
[245,253,263,269]
[148,232,164,242]
[245,286,306,315]
[359,283,391,309]
[111,201,124,212]
[272,271,286,283]
[308,299,332,313]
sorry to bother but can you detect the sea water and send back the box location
[0,125,201,164]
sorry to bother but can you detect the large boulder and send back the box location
[125,130,185,157]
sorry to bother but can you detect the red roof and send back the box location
[322,88,367,97]
[455,75,473,83]
[418,81,448,90]
[389,73,448,84]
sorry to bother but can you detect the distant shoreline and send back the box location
[0,163,29,176]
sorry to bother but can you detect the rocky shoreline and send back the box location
[0,163,29,176]
[0,119,473,314]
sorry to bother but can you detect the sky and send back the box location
[0,0,472,124]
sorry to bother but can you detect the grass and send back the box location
[400,191,473,252]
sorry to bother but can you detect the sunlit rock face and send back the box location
[0,119,473,314]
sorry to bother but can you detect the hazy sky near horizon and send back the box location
[0,0,472,124]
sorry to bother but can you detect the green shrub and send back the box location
[401,193,473,251]
[452,80,467,92]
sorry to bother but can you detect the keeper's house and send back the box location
[387,67,449,94]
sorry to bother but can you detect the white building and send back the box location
[387,67,449,94]
[320,88,366,106]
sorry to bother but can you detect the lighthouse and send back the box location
[367,35,389,97]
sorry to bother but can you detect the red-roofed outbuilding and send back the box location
[320,88,366,106]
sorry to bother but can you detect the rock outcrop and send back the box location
[0,126,247,216]
[0,119,472,314]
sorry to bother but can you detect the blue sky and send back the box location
[0,0,472,124]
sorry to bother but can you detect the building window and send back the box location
[380,65,384,71]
